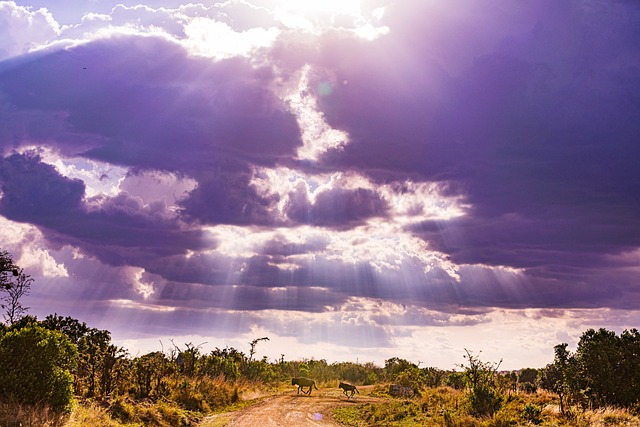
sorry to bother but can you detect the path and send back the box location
[200,387,379,427]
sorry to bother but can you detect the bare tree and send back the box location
[1,250,33,325]
[249,337,269,362]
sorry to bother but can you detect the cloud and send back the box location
[0,2,60,61]
[1,0,640,370]
[285,186,388,227]
[0,34,304,227]
[308,0,640,286]
[0,152,204,269]
[0,152,85,221]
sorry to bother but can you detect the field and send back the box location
[2,382,640,426]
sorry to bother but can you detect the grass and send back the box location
[3,384,640,426]
[0,401,68,427]
[332,387,640,427]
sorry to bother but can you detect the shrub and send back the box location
[467,386,502,418]
[521,402,542,424]
[0,324,77,411]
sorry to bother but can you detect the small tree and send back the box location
[0,250,33,325]
[460,349,503,417]
[538,343,574,414]
[248,336,269,362]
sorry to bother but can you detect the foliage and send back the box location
[575,328,640,408]
[460,349,503,417]
[334,385,640,426]
[539,328,640,411]
[42,314,129,399]
[169,376,239,413]
[198,348,240,382]
[0,323,77,411]
[521,402,542,424]
[132,351,172,399]
[517,367,539,393]
[443,371,465,390]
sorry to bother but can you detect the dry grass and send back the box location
[574,407,640,427]
[333,387,640,427]
[0,401,68,427]
[65,401,127,427]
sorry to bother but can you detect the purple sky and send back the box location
[1,0,639,369]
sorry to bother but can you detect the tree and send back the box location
[0,251,18,282]
[133,351,172,398]
[517,367,539,393]
[384,357,417,381]
[248,336,269,362]
[0,250,33,325]
[574,328,640,408]
[0,323,77,411]
[539,343,574,414]
[42,314,118,398]
[460,349,503,417]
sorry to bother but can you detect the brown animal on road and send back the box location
[292,377,318,395]
[339,382,359,399]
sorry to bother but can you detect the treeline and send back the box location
[2,314,640,416]
[0,313,382,412]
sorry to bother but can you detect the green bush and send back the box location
[521,402,542,424]
[467,386,502,417]
[0,323,77,411]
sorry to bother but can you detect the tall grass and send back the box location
[333,386,640,427]
[0,401,68,427]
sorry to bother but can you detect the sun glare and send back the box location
[271,0,388,37]
[274,0,363,17]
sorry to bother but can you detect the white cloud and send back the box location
[0,216,67,278]
[0,1,60,60]
[284,65,350,161]
[119,170,197,212]
[183,17,279,59]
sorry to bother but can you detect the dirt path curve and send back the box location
[201,387,379,427]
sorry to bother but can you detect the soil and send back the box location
[200,386,380,427]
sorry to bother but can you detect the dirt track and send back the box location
[201,387,378,427]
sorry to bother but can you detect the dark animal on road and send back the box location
[339,382,359,399]
[292,377,318,395]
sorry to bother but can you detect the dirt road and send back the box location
[201,387,378,427]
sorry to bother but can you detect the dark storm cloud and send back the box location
[285,186,388,227]
[261,233,330,257]
[308,0,640,305]
[0,35,302,226]
[0,152,204,266]
[156,281,344,312]
[0,36,300,168]
[0,152,84,220]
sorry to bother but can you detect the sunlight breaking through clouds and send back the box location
[184,18,279,59]
[16,146,126,198]
[2,0,640,371]
[285,65,350,161]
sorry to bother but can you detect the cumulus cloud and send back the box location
[285,186,388,227]
[0,2,60,60]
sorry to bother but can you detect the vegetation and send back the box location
[2,248,640,426]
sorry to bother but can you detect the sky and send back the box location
[0,0,639,371]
